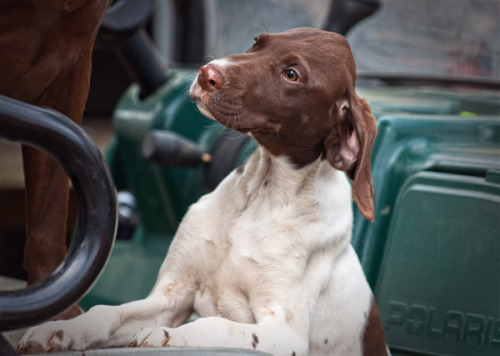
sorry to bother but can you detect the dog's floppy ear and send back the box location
[324,92,377,221]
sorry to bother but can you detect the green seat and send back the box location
[351,88,500,355]
[376,170,500,355]
[352,110,500,286]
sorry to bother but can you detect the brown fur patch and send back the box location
[363,296,388,356]
[251,333,259,349]
[17,341,45,354]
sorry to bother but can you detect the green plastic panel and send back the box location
[357,87,500,117]
[110,69,218,233]
[352,113,500,286]
[376,171,500,355]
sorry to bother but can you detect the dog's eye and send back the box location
[284,69,299,81]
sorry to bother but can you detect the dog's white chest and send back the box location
[183,156,354,327]
[191,206,300,323]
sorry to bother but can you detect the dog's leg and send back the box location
[18,298,162,353]
[18,281,197,353]
[128,313,309,356]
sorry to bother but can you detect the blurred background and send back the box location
[1,1,499,355]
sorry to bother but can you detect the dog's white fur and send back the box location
[19,29,383,355]
[19,144,373,356]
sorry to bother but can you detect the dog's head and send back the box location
[190,28,377,221]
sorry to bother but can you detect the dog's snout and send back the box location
[198,64,225,91]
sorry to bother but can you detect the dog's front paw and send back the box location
[18,321,84,354]
[128,327,187,348]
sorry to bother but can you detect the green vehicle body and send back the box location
[81,69,500,356]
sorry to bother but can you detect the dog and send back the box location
[18,28,388,356]
[0,0,110,319]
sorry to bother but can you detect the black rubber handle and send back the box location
[142,131,211,168]
[0,95,117,331]
[99,0,168,98]
[323,0,380,35]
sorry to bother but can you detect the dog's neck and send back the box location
[225,144,354,254]
[251,131,326,169]
[233,145,341,209]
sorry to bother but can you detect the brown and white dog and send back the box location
[0,0,110,319]
[19,28,388,356]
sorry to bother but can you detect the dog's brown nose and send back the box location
[198,64,225,91]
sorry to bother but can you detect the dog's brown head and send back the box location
[190,28,377,221]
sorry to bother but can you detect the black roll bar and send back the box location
[0,95,117,332]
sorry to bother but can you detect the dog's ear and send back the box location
[324,92,377,221]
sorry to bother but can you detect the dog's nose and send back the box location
[198,64,225,91]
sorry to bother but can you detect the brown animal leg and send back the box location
[22,146,70,286]
[21,61,90,319]
[22,147,84,319]
[22,148,83,321]
[15,0,112,319]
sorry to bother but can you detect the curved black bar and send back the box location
[0,95,117,331]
